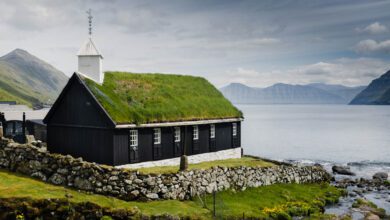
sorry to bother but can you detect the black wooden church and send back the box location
[44,31,243,166]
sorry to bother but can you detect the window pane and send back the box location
[210,124,215,138]
[232,123,237,136]
[130,130,138,146]
[174,127,180,142]
[193,126,199,140]
[154,128,161,144]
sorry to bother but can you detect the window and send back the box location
[210,124,215,139]
[154,128,161,144]
[130,130,138,147]
[193,126,199,140]
[232,123,237,136]
[174,127,181,142]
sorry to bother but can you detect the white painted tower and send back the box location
[77,9,104,84]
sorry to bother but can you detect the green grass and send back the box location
[0,169,210,219]
[83,72,242,124]
[0,169,341,219]
[198,183,342,219]
[0,87,30,106]
[134,156,275,174]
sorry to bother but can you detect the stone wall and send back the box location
[0,138,331,201]
[117,147,242,169]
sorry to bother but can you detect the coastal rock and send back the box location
[365,214,380,220]
[373,172,388,181]
[332,165,355,176]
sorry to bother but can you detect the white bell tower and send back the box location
[77,9,104,84]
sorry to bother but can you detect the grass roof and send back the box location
[82,72,242,124]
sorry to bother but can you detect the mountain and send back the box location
[220,83,366,104]
[308,83,366,102]
[0,49,68,107]
[350,70,390,105]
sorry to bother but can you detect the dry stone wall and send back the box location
[0,138,331,201]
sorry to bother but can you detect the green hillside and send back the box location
[350,70,390,105]
[0,49,68,107]
[83,72,242,124]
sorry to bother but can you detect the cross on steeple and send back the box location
[86,9,93,37]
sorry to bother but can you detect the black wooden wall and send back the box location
[112,122,241,165]
[45,76,115,165]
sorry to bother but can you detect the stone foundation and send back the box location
[0,138,331,201]
[117,147,242,169]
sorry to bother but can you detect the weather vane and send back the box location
[86,9,93,36]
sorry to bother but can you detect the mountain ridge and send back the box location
[349,70,390,105]
[220,82,366,104]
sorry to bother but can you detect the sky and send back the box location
[1,0,390,88]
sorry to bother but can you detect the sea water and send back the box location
[238,104,390,178]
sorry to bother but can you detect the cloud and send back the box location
[106,5,171,34]
[356,22,388,34]
[220,58,389,87]
[354,39,390,54]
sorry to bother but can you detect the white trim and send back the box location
[115,118,243,129]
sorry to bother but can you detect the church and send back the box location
[43,12,243,166]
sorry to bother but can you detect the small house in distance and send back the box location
[44,71,243,166]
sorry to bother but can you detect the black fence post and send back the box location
[213,189,216,218]
[22,112,26,143]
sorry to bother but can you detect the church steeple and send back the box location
[77,9,104,84]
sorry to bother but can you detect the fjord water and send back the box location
[239,104,390,177]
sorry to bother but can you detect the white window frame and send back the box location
[232,123,237,136]
[174,127,181,142]
[193,126,199,140]
[154,128,161,145]
[210,124,215,139]
[129,130,138,147]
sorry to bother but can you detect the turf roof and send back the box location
[82,72,242,124]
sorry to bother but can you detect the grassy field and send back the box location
[134,156,275,174]
[0,169,342,219]
[0,170,210,219]
[84,72,242,124]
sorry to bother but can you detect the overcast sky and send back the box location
[1,0,390,87]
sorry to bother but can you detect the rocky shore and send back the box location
[326,165,390,219]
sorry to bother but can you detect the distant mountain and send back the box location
[308,83,366,102]
[0,49,68,107]
[350,70,390,105]
[220,83,366,104]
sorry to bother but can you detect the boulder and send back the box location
[332,165,355,176]
[74,177,92,190]
[146,193,159,199]
[373,172,388,181]
[49,173,66,185]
